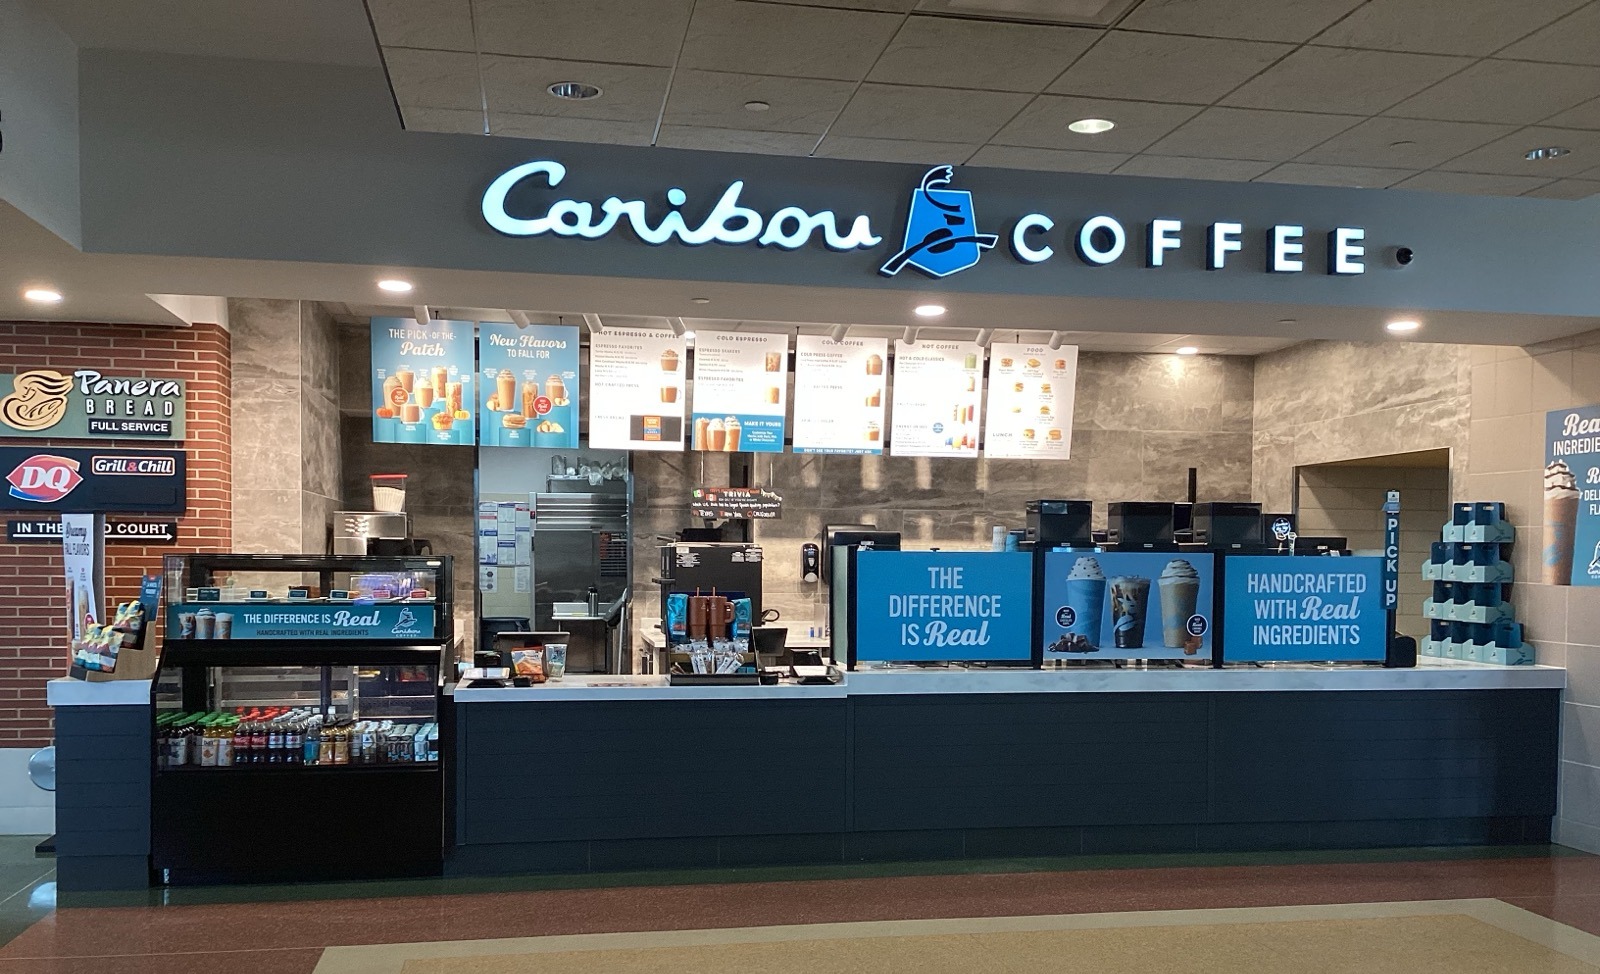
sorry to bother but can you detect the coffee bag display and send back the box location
[792,335,888,455]
[370,317,474,446]
[589,329,687,451]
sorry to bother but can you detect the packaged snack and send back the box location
[511,647,546,682]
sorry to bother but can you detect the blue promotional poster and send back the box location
[1544,406,1600,586]
[370,317,475,446]
[1221,555,1386,662]
[167,602,435,640]
[689,331,788,454]
[1041,550,1214,660]
[853,550,1032,662]
[478,322,580,448]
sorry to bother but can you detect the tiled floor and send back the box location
[4,842,1600,972]
[0,838,52,955]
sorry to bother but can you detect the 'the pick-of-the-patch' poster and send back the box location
[478,322,580,448]
[370,317,475,446]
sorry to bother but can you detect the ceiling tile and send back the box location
[679,0,903,80]
[1146,107,1362,162]
[991,95,1200,153]
[489,114,657,145]
[1442,125,1600,176]
[654,126,823,155]
[1521,178,1600,198]
[1294,116,1516,168]
[831,84,1032,143]
[1113,155,1275,181]
[867,17,1098,93]
[1311,0,1586,56]
[1222,46,1472,115]
[401,106,486,134]
[382,48,482,110]
[369,0,476,51]
[1542,95,1600,130]
[814,136,980,164]
[481,56,671,120]
[1119,0,1366,43]
[1391,170,1557,195]
[966,145,1129,173]
[1385,59,1600,124]
[664,71,854,135]
[1255,163,1414,188]
[1048,32,1292,105]
[472,0,694,66]
[1498,3,1600,65]
[744,0,917,8]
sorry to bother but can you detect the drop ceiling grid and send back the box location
[370,0,1600,197]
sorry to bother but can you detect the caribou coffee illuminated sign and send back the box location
[482,160,1368,279]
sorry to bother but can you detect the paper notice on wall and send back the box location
[478,503,499,564]
[792,335,888,454]
[983,343,1078,459]
[588,329,687,451]
[890,339,982,457]
[513,566,531,593]
[689,330,788,452]
[61,512,103,644]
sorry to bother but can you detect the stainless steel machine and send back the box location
[330,512,431,556]
[531,490,630,632]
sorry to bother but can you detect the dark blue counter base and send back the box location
[447,815,1552,876]
[452,689,1560,877]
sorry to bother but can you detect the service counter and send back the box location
[447,659,1564,877]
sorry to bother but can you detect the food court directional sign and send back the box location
[1221,555,1386,662]
[852,550,1032,662]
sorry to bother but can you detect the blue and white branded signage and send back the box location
[1041,551,1214,661]
[880,167,997,278]
[370,317,475,446]
[1221,556,1387,662]
[690,331,787,454]
[168,602,435,640]
[853,550,1032,662]
[481,159,1369,281]
[1544,407,1600,586]
[478,321,580,448]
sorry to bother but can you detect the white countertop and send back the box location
[452,659,1563,702]
[48,678,153,706]
[451,673,848,702]
[844,658,1567,695]
[638,620,832,652]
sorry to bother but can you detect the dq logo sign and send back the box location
[880,167,997,279]
[7,455,84,504]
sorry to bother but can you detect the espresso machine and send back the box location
[330,511,432,557]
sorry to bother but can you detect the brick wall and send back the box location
[0,322,231,747]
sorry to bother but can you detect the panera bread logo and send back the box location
[0,370,185,439]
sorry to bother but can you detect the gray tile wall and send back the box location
[1463,331,1600,855]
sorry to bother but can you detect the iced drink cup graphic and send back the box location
[417,384,434,409]
[431,367,448,400]
[694,416,711,450]
[707,418,726,451]
[1064,556,1106,646]
[496,369,516,411]
[1545,460,1580,584]
[1158,559,1202,651]
[1109,576,1151,649]
[725,417,742,451]
[395,367,414,395]
[765,352,782,372]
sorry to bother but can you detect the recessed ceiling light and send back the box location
[1068,118,1115,135]
[548,81,602,100]
[683,331,696,340]
[1386,319,1421,334]
[1175,346,1198,356]
[1525,146,1571,161]
[377,279,413,293]
[23,288,63,304]
[744,101,770,112]
[690,297,711,305]
[914,304,946,317]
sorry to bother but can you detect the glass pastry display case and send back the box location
[150,553,452,885]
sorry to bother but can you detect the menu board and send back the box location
[890,340,982,458]
[1041,550,1213,661]
[853,550,1032,662]
[984,343,1078,459]
[690,331,787,453]
[792,335,888,455]
[478,322,579,448]
[370,317,475,446]
[1543,406,1600,585]
[1221,555,1386,662]
[588,329,686,451]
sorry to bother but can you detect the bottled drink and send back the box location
[333,721,350,765]
[249,718,267,765]
[284,718,303,766]
[267,718,284,764]
[199,719,220,767]
[217,717,235,767]
[304,716,321,765]
[318,717,334,765]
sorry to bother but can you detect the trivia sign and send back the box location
[852,550,1032,662]
[1221,555,1386,662]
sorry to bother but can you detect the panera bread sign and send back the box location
[0,370,186,440]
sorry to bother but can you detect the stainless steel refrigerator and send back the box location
[531,489,630,632]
